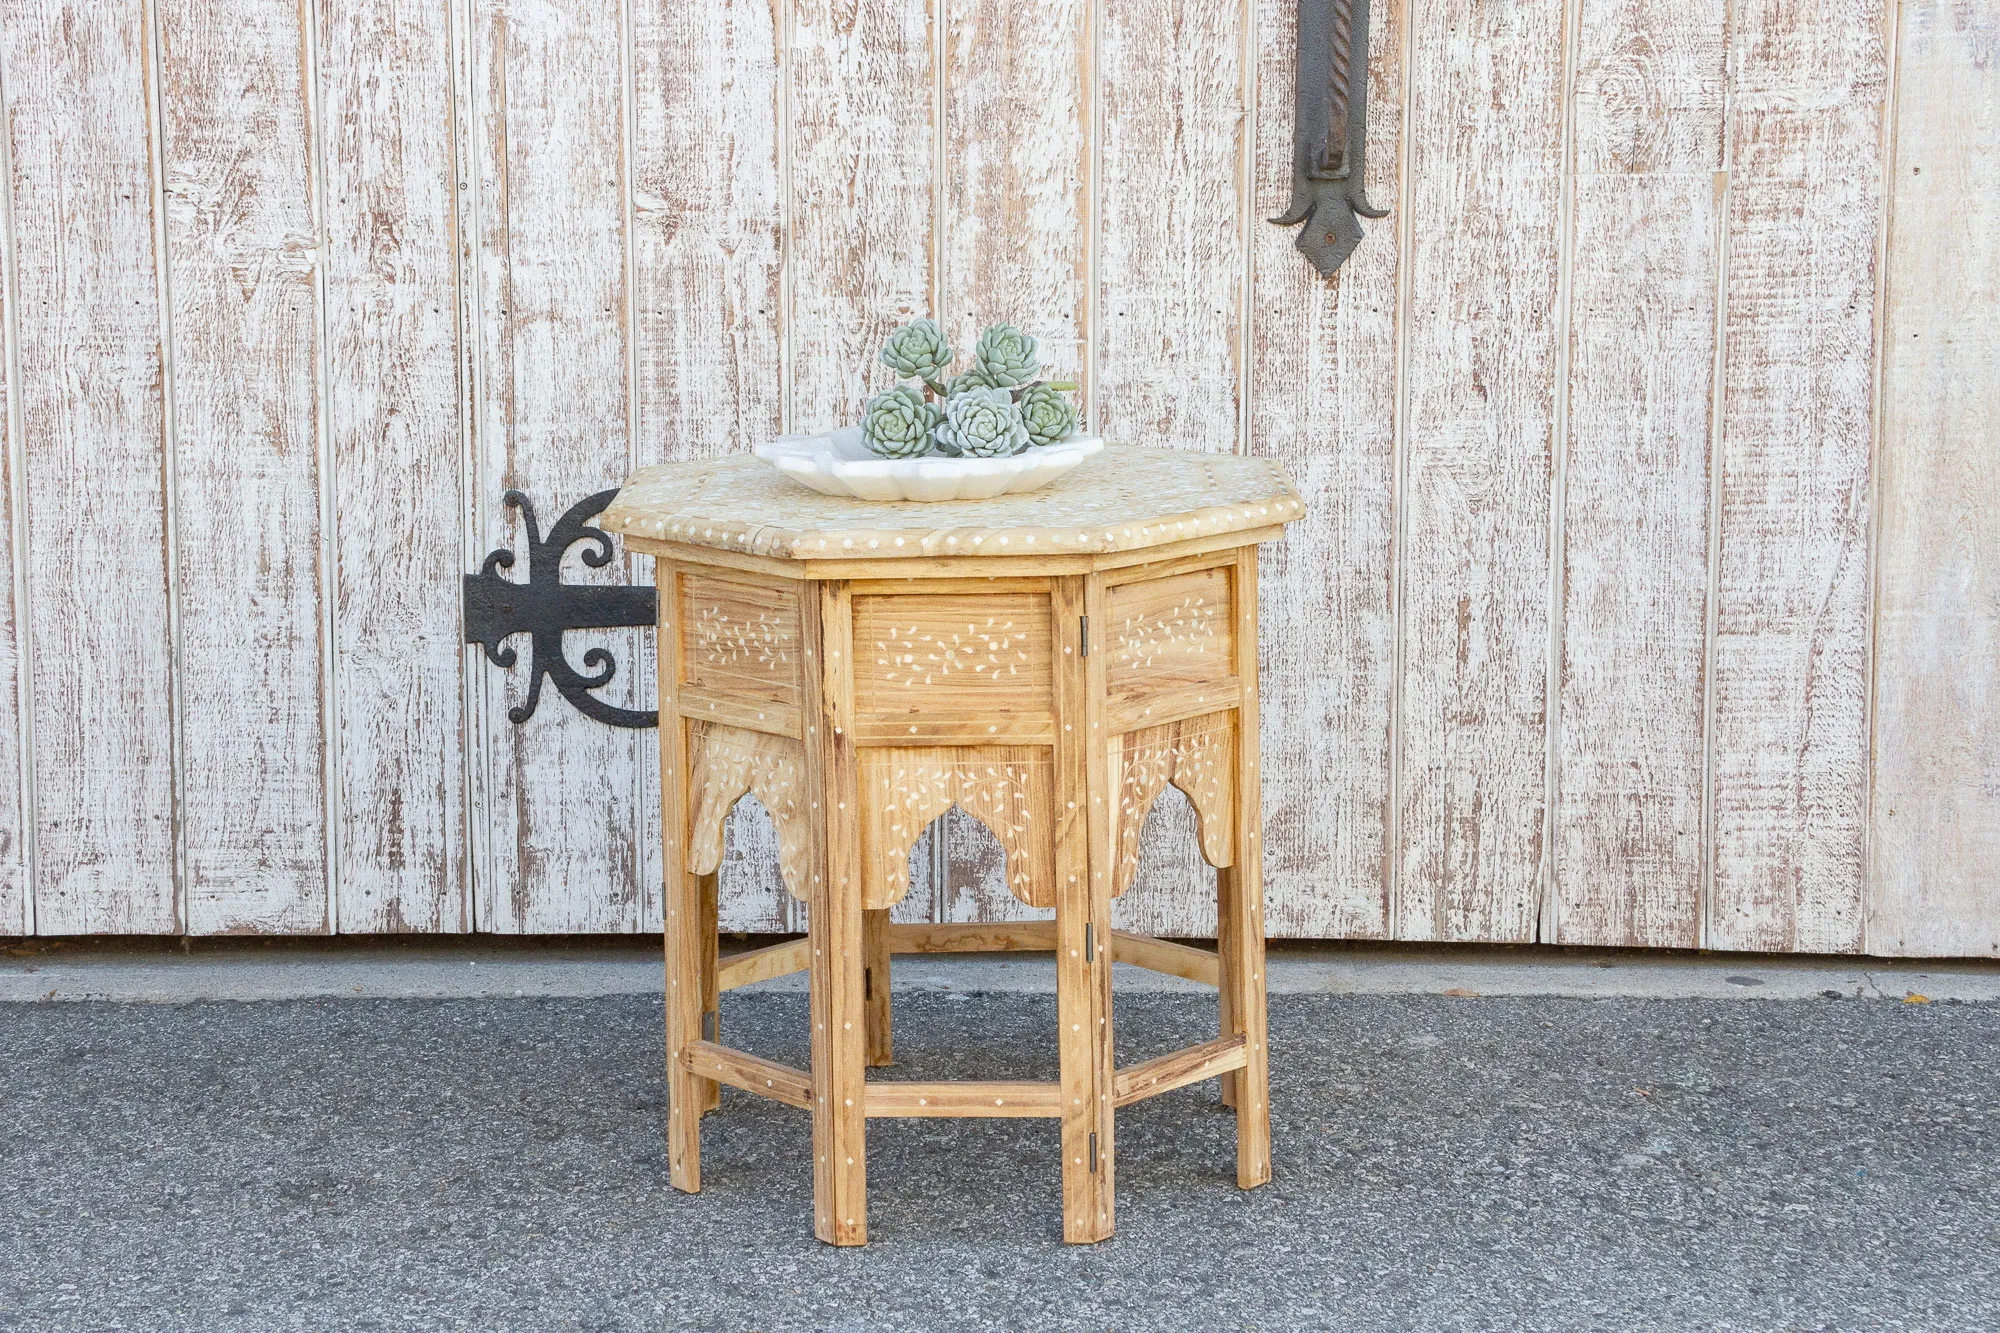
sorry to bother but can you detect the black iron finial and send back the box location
[1270,0,1389,277]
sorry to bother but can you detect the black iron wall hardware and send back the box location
[1271,0,1388,277]
[463,489,659,729]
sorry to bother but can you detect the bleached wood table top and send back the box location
[599,445,1303,562]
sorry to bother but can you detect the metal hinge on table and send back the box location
[1088,1131,1099,1173]
[1080,614,1090,657]
[1084,922,1096,963]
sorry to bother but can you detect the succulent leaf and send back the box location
[879,318,954,384]
[1017,382,1080,447]
[859,385,940,458]
[933,385,1029,457]
[970,323,1041,388]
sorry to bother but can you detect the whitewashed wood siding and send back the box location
[0,0,1991,956]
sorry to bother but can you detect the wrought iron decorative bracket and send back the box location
[463,489,659,729]
[1270,0,1388,277]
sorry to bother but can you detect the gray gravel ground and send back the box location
[2,991,1995,1332]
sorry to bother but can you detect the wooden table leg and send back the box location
[1220,547,1271,1188]
[664,860,706,1192]
[1057,861,1115,1241]
[863,907,893,1066]
[1058,573,1114,1242]
[1218,862,1270,1187]
[1216,888,1239,1109]
[659,561,706,1192]
[700,871,722,1114]
[808,580,868,1245]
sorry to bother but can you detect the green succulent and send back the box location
[970,324,1041,388]
[1017,382,1079,447]
[934,385,1029,458]
[942,370,992,397]
[859,385,941,458]
[879,318,954,388]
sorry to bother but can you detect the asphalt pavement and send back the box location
[2,987,1996,1332]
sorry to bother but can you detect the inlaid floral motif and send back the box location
[873,617,1034,691]
[1114,591,1225,672]
[1114,713,1235,895]
[685,722,811,900]
[692,603,794,673]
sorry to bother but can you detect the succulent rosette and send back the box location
[933,385,1029,458]
[970,323,1041,388]
[859,384,941,458]
[942,370,992,397]
[1017,382,1079,447]
[879,318,954,387]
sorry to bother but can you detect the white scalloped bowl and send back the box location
[755,427,1104,503]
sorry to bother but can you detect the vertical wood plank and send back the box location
[157,0,329,934]
[631,0,790,933]
[320,0,468,932]
[1867,0,2000,959]
[1245,0,1405,939]
[1708,0,1886,953]
[1095,0,1244,449]
[789,0,934,432]
[3,0,179,933]
[0,72,24,935]
[1552,0,1726,947]
[790,0,937,931]
[938,0,1087,385]
[1395,0,1569,942]
[467,0,643,933]
[936,0,1090,916]
[1090,0,1248,933]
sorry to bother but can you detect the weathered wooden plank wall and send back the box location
[322,0,468,934]
[1868,0,2000,958]
[0,25,21,936]
[5,0,179,934]
[938,0,1091,931]
[158,0,330,934]
[629,0,797,934]
[1395,0,1567,944]
[0,0,1992,957]
[1708,0,1884,955]
[1247,0,1401,941]
[1554,0,1723,948]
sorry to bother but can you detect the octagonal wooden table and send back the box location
[600,445,1303,1245]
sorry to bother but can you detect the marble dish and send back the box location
[754,427,1104,503]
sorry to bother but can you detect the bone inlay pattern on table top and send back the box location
[1113,712,1235,895]
[855,594,1052,714]
[686,722,812,899]
[1106,567,1233,694]
[601,447,1303,561]
[860,747,1054,909]
[681,574,802,703]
